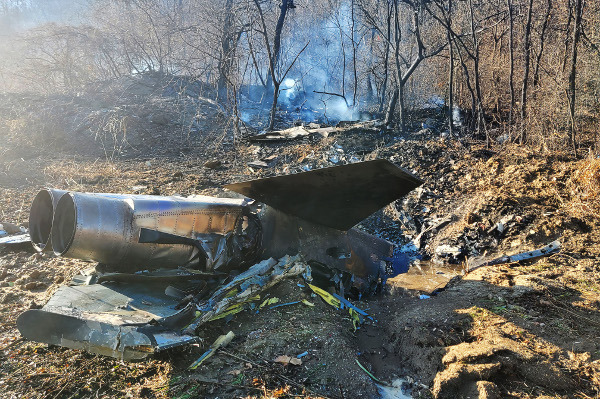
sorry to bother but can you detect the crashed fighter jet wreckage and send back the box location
[17,159,423,360]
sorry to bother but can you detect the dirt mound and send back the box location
[433,308,578,398]
[0,73,229,163]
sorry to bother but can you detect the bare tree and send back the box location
[447,0,454,136]
[384,0,446,132]
[467,0,486,145]
[216,0,237,102]
[568,0,584,154]
[532,0,552,88]
[506,0,514,130]
[253,0,307,130]
[519,0,534,143]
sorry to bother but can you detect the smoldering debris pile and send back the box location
[16,160,422,359]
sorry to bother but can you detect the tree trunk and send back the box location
[265,0,290,93]
[468,0,486,145]
[351,0,358,107]
[385,87,399,127]
[506,0,515,129]
[378,2,392,113]
[217,0,235,103]
[568,0,583,154]
[533,0,552,87]
[520,0,534,143]
[268,82,280,131]
[398,80,406,133]
[455,39,477,131]
[562,0,574,73]
[388,0,402,130]
[447,0,454,136]
[254,0,291,129]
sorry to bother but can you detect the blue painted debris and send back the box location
[270,301,300,310]
[384,244,421,279]
[332,293,368,316]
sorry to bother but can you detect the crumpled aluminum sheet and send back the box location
[17,269,205,360]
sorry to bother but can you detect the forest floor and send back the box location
[0,76,599,398]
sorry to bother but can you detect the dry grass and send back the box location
[569,155,600,218]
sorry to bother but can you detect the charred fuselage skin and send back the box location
[29,188,390,291]
[257,206,391,293]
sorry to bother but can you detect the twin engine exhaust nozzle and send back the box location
[29,189,255,272]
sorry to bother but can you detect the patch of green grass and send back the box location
[490,305,507,315]
[174,385,201,399]
[467,307,493,321]
[231,373,245,385]
[549,319,573,334]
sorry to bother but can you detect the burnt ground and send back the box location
[1,79,600,398]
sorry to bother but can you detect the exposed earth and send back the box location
[1,76,599,398]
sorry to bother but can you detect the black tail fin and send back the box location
[225,159,423,230]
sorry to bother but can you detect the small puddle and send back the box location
[387,260,463,295]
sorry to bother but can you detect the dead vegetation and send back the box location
[569,154,600,218]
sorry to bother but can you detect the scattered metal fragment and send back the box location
[435,244,462,258]
[184,256,307,335]
[17,268,204,360]
[189,331,235,370]
[248,155,279,169]
[0,222,24,235]
[269,301,301,310]
[0,233,31,252]
[259,297,280,309]
[468,240,561,272]
[308,283,367,329]
[249,126,334,142]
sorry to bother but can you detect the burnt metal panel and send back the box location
[258,205,392,292]
[225,159,423,231]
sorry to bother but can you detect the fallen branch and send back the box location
[313,90,350,108]
[220,350,333,399]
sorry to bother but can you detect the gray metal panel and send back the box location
[17,309,155,361]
